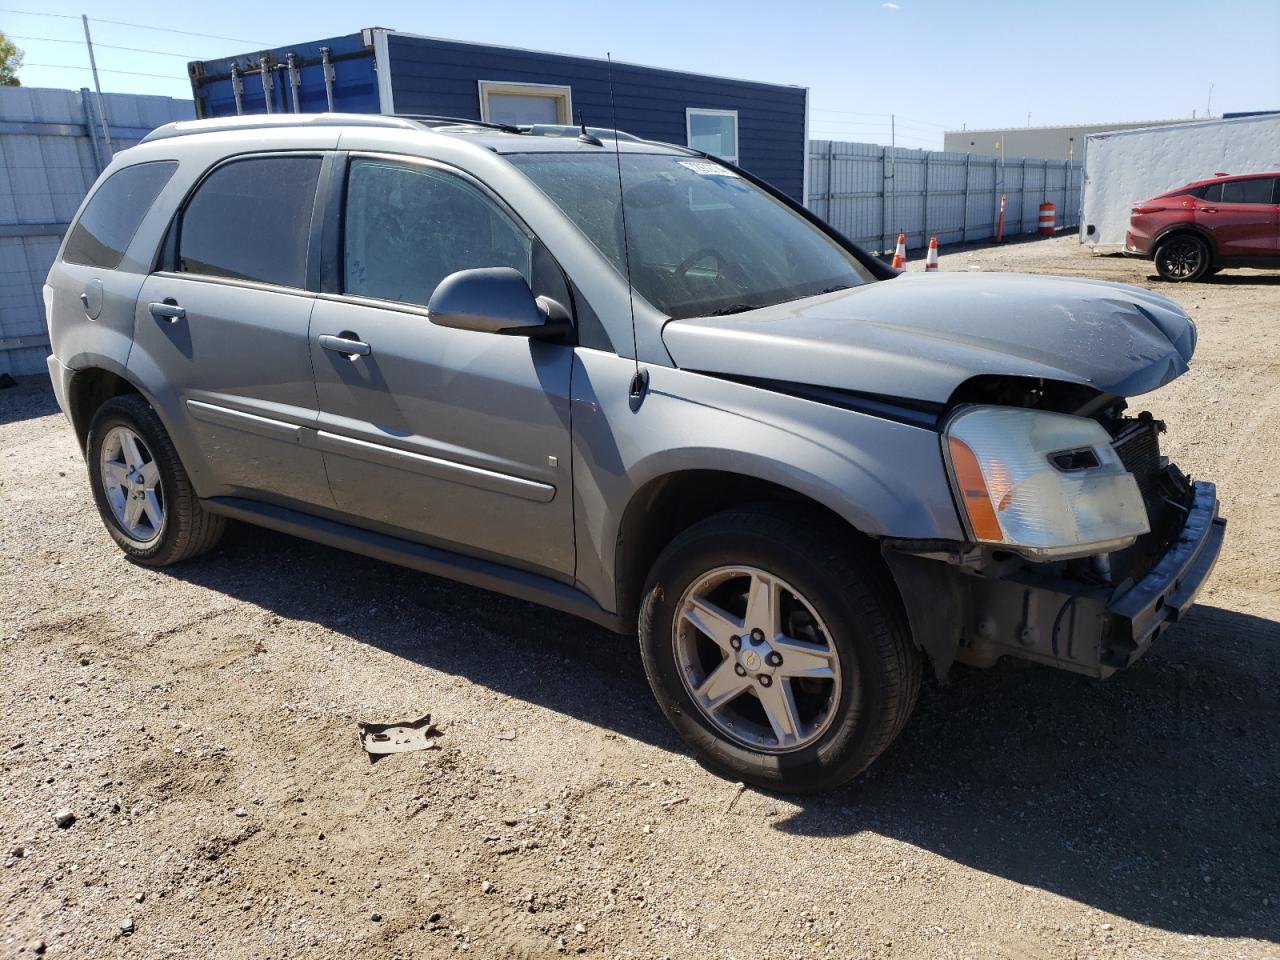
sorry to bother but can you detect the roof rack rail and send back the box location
[395,114,522,133]
[141,112,423,143]
[519,123,642,142]
[394,115,644,143]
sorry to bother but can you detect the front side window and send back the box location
[178,155,321,288]
[63,161,177,269]
[1221,177,1275,204]
[686,109,739,164]
[342,158,532,309]
[509,151,875,320]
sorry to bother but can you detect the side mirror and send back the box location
[427,267,569,340]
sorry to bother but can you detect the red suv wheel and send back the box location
[1154,234,1211,282]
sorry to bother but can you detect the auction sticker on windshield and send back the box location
[677,159,740,177]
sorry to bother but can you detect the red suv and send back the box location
[1126,172,1279,281]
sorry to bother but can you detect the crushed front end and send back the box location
[886,400,1226,680]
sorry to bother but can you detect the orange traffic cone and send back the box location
[891,232,906,269]
[925,235,939,271]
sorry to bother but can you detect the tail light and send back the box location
[1131,204,1164,215]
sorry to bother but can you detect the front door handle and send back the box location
[319,333,371,358]
[149,299,185,323]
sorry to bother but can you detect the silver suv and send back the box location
[44,114,1225,792]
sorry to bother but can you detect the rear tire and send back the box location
[86,395,224,566]
[638,505,921,793]
[1154,234,1211,282]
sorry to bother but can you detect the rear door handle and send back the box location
[1198,207,1218,214]
[319,333,371,358]
[148,299,185,322]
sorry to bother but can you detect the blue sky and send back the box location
[4,0,1278,148]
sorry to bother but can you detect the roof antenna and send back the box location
[577,108,602,147]
[606,53,647,410]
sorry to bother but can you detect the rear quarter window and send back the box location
[62,161,177,269]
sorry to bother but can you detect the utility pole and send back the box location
[1205,83,1214,119]
[81,15,113,161]
[890,113,896,238]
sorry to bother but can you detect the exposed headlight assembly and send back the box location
[944,406,1150,561]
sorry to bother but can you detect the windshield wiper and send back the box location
[819,284,852,294]
[708,303,760,316]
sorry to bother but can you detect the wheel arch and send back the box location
[65,360,150,452]
[1153,224,1218,260]
[611,468,904,633]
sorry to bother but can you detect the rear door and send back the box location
[307,153,575,578]
[130,152,334,508]
[1195,177,1278,256]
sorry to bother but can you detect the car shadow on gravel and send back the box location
[1145,273,1280,287]
[163,522,680,748]
[163,524,1278,944]
[778,603,1280,943]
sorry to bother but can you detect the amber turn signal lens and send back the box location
[947,435,1003,542]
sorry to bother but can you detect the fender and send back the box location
[568,350,965,616]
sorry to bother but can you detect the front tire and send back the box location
[638,506,921,793]
[1154,234,1211,281]
[86,395,224,566]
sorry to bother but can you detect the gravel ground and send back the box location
[1,235,1277,959]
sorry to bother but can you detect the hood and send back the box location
[661,272,1197,405]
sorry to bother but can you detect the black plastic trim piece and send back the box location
[695,372,943,429]
[201,496,625,633]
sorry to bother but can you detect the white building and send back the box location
[944,119,1199,163]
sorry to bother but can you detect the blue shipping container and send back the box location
[188,29,809,201]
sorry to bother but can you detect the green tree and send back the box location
[0,31,24,87]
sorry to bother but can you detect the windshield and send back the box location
[507,152,876,319]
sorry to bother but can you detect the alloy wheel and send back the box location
[99,425,164,543]
[673,566,844,753]
[1158,238,1204,279]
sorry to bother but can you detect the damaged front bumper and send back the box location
[1100,480,1225,670]
[885,479,1226,680]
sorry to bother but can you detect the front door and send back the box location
[130,153,334,508]
[308,154,575,578]
[1196,177,1279,257]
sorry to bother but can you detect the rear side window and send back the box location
[63,161,177,269]
[1221,177,1275,204]
[177,155,321,288]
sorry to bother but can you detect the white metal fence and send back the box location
[0,86,193,377]
[806,140,1082,256]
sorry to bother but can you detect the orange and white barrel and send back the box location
[1038,202,1056,235]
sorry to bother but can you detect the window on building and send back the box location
[686,109,739,164]
[63,161,177,269]
[177,155,321,288]
[478,81,572,126]
[1221,177,1276,204]
[342,157,532,309]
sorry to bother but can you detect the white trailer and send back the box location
[1080,114,1280,249]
